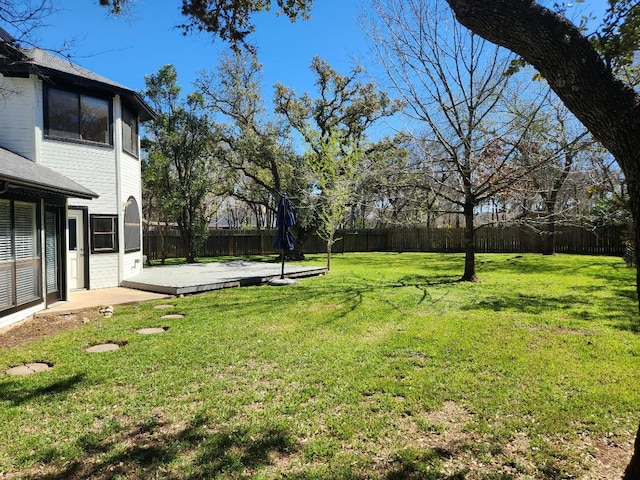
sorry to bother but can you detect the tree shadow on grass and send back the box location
[463,285,640,332]
[607,287,640,332]
[381,447,468,480]
[0,373,85,406]
[185,273,458,327]
[476,254,633,278]
[20,412,490,480]
[28,414,299,480]
[463,292,585,315]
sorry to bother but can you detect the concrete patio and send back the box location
[42,287,172,316]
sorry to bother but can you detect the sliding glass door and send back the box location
[0,198,42,315]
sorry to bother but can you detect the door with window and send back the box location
[67,209,86,290]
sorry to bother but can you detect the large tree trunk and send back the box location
[543,201,556,256]
[444,0,640,473]
[183,230,197,264]
[624,422,640,480]
[290,226,309,261]
[461,199,478,282]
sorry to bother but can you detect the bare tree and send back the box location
[355,140,445,228]
[0,1,55,44]
[369,0,546,281]
[507,96,597,254]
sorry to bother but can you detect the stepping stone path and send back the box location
[153,304,175,309]
[161,314,184,319]
[6,362,52,376]
[136,327,167,335]
[85,343,121,353]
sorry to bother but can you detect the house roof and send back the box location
[0,147,98,200]
[0,27,13,43]
[0,31,155,121]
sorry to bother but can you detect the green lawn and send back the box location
[1,253,639,479]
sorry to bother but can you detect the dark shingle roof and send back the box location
[0,27,14,43]
[25,48,131,91]
[0,147,98,199]
[0,38,154,121]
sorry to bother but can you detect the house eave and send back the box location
[0,147,98,200]
[0,178,98,200]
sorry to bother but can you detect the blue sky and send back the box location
[19,0,610,141]
[35,0,374,105]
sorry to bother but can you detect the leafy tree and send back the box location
[274,57,402,271]
[196,51,307,232]
[141,150,173,264]
[142,64,226,263]
[99,0,312,51]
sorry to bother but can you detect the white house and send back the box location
[0,28,154,328]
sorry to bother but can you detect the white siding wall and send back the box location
[88,253,119,289]
[0,75,37,160]
[122,251,142,279]
[40,136,121,289]
[0,75,145,291]
[121,152,143,279]
[38,80,121,289]
[117,95,144,280]
[40,142,118,209]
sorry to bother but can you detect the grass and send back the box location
[1,253,639,479]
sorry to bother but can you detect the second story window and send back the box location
[122,105,139,157]
[46,87,111,145]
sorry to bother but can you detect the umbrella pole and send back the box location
[280,225,286,279]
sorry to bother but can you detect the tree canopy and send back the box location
[98,0,313,51]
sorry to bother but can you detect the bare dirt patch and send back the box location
[0,309,103,349]
[390,401,633,479]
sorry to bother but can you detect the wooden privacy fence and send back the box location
[144,225,628,259]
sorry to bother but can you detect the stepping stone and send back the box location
[136,327,166,335]
[161,314,184,319]
[85,343,120,353]
[153,304,175,309]
[6,362,52,376]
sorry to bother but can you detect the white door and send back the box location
[67,210,85,290]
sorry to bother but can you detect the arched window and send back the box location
[124,196,141,253]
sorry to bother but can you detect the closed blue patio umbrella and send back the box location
[274,193,295,279]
